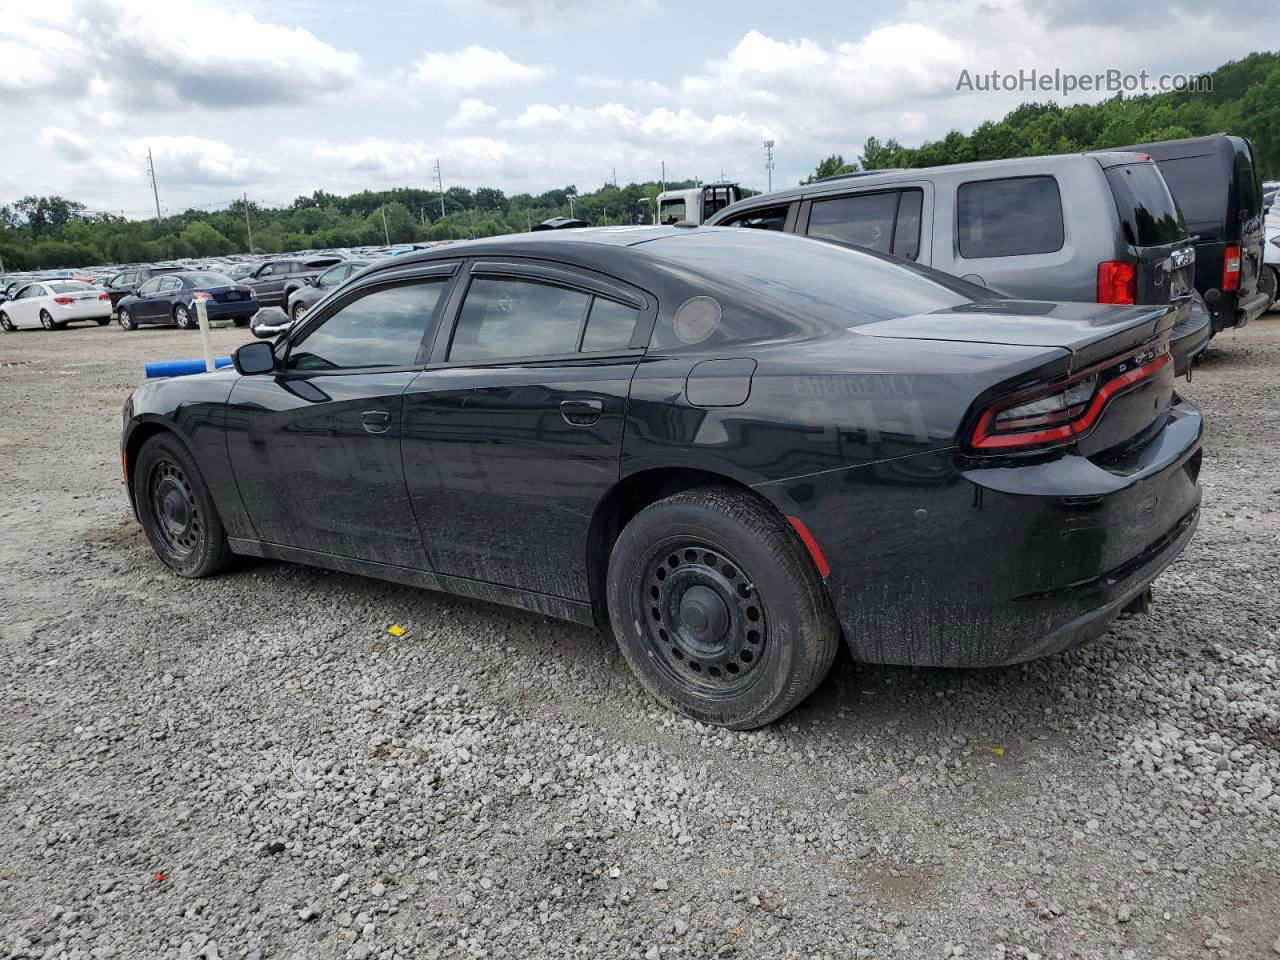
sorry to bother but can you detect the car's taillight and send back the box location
[1222,245,1241,292]
[192,291,213,300]
[53,296,75,304]
[99,292,110,301]
[969,343,1171,452]
[1097,261,1136,304]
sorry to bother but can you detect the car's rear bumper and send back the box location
[769,395,1204,668]
[55,303,112,321]
[205,299,258,319]
[1170,303,1211,375]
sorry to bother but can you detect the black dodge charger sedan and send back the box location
[121,227,1203,728]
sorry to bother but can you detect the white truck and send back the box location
[636,183,743,226]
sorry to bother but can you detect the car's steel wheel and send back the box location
[147,458,203,561]
[39,309,53,330]
[174,304,194,329]
[118,308,135,331]
[640,541,767,694]
[0,312,13,332]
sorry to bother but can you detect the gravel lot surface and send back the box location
[1,321,1278,960]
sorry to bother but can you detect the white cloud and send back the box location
[411,46,547,92]
[451,0,656,27]
[446,98,499,129]
[0,0,361,111]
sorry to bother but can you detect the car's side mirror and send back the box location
[251,306,292,340]
[233,340,276,375]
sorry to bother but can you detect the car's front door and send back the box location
[224,267,458,566]
[9,284,43,326]
[131,277,164,321]
[401,259,653,601]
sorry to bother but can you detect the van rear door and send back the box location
[1103,160,1195,305]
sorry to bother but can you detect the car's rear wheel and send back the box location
[1263,266,1279,312]
[95,317,110,326]
[39,309,56,330]
[174,303,195,329]
[133,434,231,578]
[233,316,249,328]
[0,312,13,332]
[118,307,136,331]
[607,486,839,729]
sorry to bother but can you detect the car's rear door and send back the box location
[224,264,458,566]
[401,258,654,601]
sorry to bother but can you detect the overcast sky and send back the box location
[0,0,1263,217]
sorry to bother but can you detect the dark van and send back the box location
[1106,134,1268,333]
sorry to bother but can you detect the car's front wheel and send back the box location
[118,307,136,331]
[607,486,840,729]
[0,312,13,332]
[132,434,231,578]
[292,301,308,323]
[1263,266,1279,312]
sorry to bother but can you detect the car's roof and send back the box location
[381,226,699,266]
[713,152,1136,213]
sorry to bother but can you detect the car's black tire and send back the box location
[95,317,110,326]
[174,303,196,329]
[0,312,13,332]
[1263,266,1279,312]
[118,307,136,331]
[233,316,249,328]
[607,485,840,729]
[132,433,232,578]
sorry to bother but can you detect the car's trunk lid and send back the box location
[856,299,1175,371]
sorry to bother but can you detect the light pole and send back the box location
[763,140,775,192]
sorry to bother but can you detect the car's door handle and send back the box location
[560,398,603,426]
[360,410,392,434]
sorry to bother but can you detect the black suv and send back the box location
[103,265,185,310]
[244,255,345,308]
[1106,134,1269,333]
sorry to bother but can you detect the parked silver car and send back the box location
[708,152,1209,374]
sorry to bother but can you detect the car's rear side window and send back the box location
[806,189,924,261]
[1104,163,1185,247]
[957,176,1064,258]
[580,297,639,352]
[450,278,590,362]
[287,281,445,371]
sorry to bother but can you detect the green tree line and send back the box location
[3,50,1276,271]
[806,50,1280,182]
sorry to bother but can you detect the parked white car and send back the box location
[1264,201,1279,311]
[0,280,112,331]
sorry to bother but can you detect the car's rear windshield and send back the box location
[1105,162,1186,247]
[651,230,982,336]
[183,272,232,287]
[1154,154,1227,232]
[48,281,95,293]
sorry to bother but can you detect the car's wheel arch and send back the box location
[584,464,816,630]
[123,419,199,506]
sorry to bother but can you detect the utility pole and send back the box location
[433,159,446,218]
[661,161,666,195]
[243,192,254,253]
[612,167,617,187]
[147,148,162,224]
[763,140,775,192]
[568,191,576,218]
[380,205,391,245]
[526,209,532,232]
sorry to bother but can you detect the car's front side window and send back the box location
[449,278,591,363]
[285,281,446,371]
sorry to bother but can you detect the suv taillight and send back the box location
[1097,261,1136,304]
[1223,245,1241,292]
[969,343,1170,452]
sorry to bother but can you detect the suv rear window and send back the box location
[1154,155,1227,233]
[957,176,1064,259]
[1105,163,1186,247]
